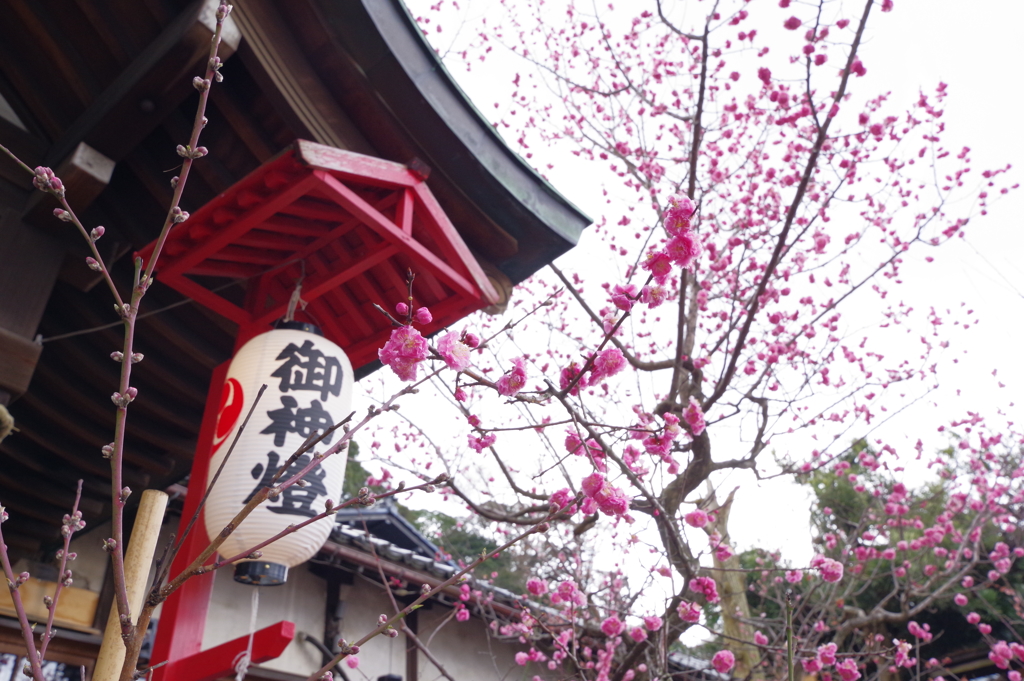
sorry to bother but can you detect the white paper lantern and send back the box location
[204,323,352,585]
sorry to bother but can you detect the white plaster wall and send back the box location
[416,606,533,681]
[337,575,542,681]
[66,521,111,594]
[336,576,405,679]
[202,563,326,677]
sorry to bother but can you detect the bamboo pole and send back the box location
[92,490,168,681]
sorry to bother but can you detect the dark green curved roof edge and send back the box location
[314,0,591,285]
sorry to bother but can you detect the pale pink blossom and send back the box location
[785,569,803,584]
[456,605,470,622]
[437,331,471,371]
[629,627,647,642]
[640,285,669,308]
[643,615,663,631]
[754,631,769,646]
[345,656,360,669]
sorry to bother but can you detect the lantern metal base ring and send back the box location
[234,560,289,586]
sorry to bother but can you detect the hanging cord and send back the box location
[234,586,260,681]
[283,267,308,323]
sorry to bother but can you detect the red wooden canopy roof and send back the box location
[136,140,499,366]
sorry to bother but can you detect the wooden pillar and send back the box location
[148,361,228,681]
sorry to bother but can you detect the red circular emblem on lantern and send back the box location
[212,378,244,454]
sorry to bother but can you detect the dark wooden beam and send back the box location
[0,327,41,398]
[0,115,45,188]
[44,0,240,167]
[23,141,114,228]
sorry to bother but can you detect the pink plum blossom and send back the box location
[677,600,702,622]
[682,397,706,436]
[590,348,627,383]
[526,578,548,596]
[468,433,496,452]
[643,615,663,631]
[601,615,625,637]
[437,331,471,371]
[413,306,432,324]
[754,631,769,646]
[629,627,647,642]
[666,232,702,269]
[836,659,861,681]
[711,650,735,674]
[684,509,710,528]
[379,325,428,381]
[496,357,527,396]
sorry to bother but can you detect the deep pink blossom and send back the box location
[641,250,674,286]
[754,631,769,646]
[559,361,585,395]
[526,578,548,596]
[684,509,710,528]
[495,357,527,396]
[836,659,861,681]
[666,232,702,269]
[629,627,647,642]
[611,284,639,311]
[682,397,706,436]
[643,615,663,631]
[783,16,802,30]
[395,302,409,316]
[712,650,735,674]
[437,331,471,371]
[601,615,625,637]
[468,432,496,452]
[690,576,720,603]
[379,325,428,381]
[549,488,573,509]
[550,580,587,608]
[801,656,823,674]
[455,605,470,622]
[818,643,838,666]
[677,600,702,622]
[811,555,844,583]
[413,307,432,324]
[591,348,627,383]
[664,195,695,233]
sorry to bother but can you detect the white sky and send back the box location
[386,0,1024,569]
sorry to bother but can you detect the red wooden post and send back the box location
[149,361,228,681]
